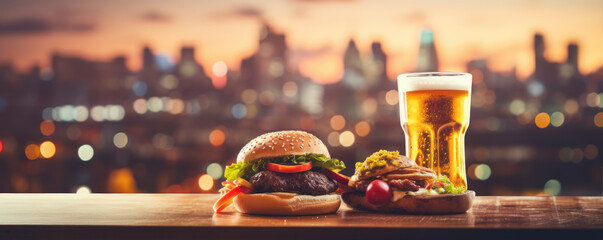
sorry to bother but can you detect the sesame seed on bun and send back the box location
[236,130,330,163]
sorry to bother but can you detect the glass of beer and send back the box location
[397,72,472,188]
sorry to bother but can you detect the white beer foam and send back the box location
[397,72,472,92]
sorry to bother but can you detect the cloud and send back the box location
[0,17,95,35]
[293,0,356,3]
[232,7,263,18]
[209,6,265,21]
[141,11,172,22]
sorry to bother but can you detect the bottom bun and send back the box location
[233,192,341,215]
[342,190,475,214]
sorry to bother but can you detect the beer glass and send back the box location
[397,72,472,188]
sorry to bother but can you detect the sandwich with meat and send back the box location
[342,150,474,214]
[213,130,349,215]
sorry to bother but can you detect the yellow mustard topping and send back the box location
[355,150,400,175]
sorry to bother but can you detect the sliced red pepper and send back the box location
[267,161,312,173]
[426,182,433,191]
[321,168,350,186]
[336,182,355,194]
[213,185,253,213]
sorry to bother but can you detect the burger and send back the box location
[341,150,474,214]
[213,130,348,215]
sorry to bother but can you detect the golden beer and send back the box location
[398,73,472,188]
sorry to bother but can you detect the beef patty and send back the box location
[249,170,337,196]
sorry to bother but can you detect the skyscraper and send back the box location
[142,46,156,72]
[342,39,365,89]
[371,41,388,83]
[415,28,439,72]
[240,24,287,90]
[566,43,579,76]
[533,34,546,79]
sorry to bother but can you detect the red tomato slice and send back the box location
[321,168,350,186]
[267,162,312,173]
[213,185,253,213]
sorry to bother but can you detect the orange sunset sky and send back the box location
[0,0,602,84]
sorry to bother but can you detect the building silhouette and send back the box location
[415,28,439,72]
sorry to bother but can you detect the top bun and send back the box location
[236,130,330,163]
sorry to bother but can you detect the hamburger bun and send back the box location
[230,131,341,215]
[236,130,330,163]
[341,190,475,214]
[234,192,341,215]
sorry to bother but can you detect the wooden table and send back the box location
[1,194,602,239]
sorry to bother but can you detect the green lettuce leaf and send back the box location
[434,175,466,194]
[223,153,345,181]
[282,153,346,172]
[224,159,267,182]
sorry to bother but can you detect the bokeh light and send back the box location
[571,148,584,163]
[594,112,603,127]
[361,98,377,115]
[25,144,40,160]
[282,81,298,97]
[544,179,561,196]
[259,91,275,105]
[198,174,214,191]
[132,81,148,96]
[76,186,91,194]
[231,103,247,119]
[209,128,226,147]
[585,92,600,107]
[468,164,477,180]
[168,98,185,114]
[147,97,163,112]
[327,131,340,147]
[78,144,94,161]
[330,115,345,131]
[474,164,491,181]
[212,61,228,77]
[107,105,125,121]
[39,141,56,158]
[113,132,128,148]
[339,131,355,147]
[40,120,55,136]
[74,106,89,122]
[385,90,399,105]
[207,163,223,180]
[241,89,258,104]
[534,112,550,128]
[564,99,579,115]
[509,99,525,115]
[159,74,179,90]
[133,98,148,114]
[527,81,545,97]
[355,121,371,137]
[42,107,53,121]
[550,112,564,127]
[0,139,3,153]
[90,106,105,121]
[584,144,598,160]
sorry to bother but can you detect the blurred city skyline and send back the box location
[1,0,603,84]
[0,0,602,196]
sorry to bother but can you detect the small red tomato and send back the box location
[366,180,392,206]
